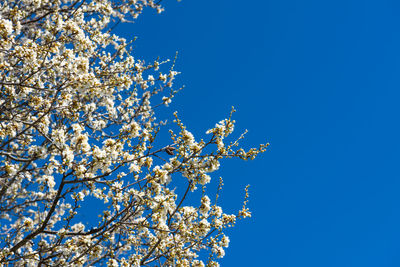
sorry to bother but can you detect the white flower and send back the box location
[23,217,34,227]
[129,162,140,173]
[199,173,211,185]
[212,245,225,258]
[182,130,195,145]
[43,175,56,188]
[192,260,205,267]
[71,223,85,232]
[0,18,13,36]
[72,123,83,134]
[200,195,211,215]
[5,163,18,176]
[62,147,74,165]
[77,191,85,201]
[93,146,106,160]
[162,96,172,106]
[107,258,119,267]
[220,235,230,248]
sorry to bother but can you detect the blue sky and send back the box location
[119,1,400,266]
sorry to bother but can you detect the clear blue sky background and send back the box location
[119,1,400,266]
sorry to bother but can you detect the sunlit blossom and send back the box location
[0,0,268,265]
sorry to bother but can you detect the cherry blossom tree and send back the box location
[0,0,268,266]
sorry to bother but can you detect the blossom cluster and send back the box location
[0,0,268,266]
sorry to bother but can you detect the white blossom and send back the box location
[0,0,268,265]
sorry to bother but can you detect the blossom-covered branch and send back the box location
[0,0,268,266]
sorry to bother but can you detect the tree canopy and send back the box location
[0,0,268,266]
